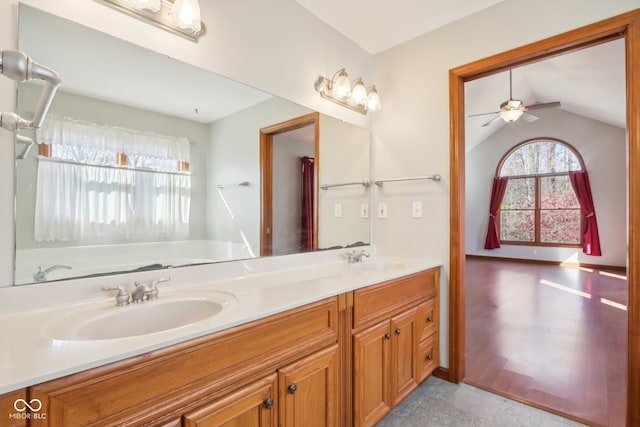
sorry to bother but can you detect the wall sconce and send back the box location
[314,68,381,114]
[96,0,204,42]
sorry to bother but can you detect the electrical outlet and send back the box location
[360,204,369,219]
[378,203,388,218]
[411,201,423,218]
[334,203,343,218]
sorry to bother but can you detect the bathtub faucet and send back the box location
[33,264,72,282]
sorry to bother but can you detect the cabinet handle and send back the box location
[395,328,401,335]
[288,384,297,394]
[426,354,433,361]
[384,333,391,340]
[427,316,433,322]
[264,398,274,409]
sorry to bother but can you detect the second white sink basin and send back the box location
[44,291,238,341]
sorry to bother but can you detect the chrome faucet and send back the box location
[132,277,170,303]
[345,249,370,264]
[101,285,130,306]
[33,264,72,282]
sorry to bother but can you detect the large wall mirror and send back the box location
[14,4,371,285]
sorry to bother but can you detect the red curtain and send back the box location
[300,156,315,251]
[484,176,509,249]
[569,170,602,256]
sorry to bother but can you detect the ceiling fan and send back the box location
[469,69,561,127]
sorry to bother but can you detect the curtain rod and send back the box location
[38,156,191,177]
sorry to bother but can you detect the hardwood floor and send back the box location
[464,257,627,427]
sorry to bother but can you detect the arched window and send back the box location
[497,138,584,246]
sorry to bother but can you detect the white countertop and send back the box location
[0,252,441,394]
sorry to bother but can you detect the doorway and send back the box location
[448,10,640,426]
[260,112,319,256]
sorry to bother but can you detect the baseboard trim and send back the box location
[432,367,451,382]
[465,254,626,272]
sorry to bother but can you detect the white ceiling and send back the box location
[293,0,508,54]
[464,39,626,150]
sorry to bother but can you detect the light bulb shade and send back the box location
[367,86,382,112]
[332,69,351,99]
[500,109,523,122]
[351,78,368,107]
[171,0,202,33]
[127,0,161,11]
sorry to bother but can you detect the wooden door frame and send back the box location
[259,112,320,256]
[449,10,640,425]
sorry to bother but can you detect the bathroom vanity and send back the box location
[0,258,440,427]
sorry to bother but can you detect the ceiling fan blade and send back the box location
[468,110,500,118]
[522,112,539,123]
[481,114,502,127]
[525,101,561,111]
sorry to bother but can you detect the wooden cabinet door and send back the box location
[1,389,28,427]
[390,306,419,406]
[182,374,277,427]
[352,320,391,427]
[278,344,339,427]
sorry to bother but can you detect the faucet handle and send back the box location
[101,285,130,307]
[147,277,170,300]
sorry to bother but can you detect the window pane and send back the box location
[541,209,581,244]
[500,140,581,176]
[540,175,580,209]
[501,178,535,210]
[500,210,534,242]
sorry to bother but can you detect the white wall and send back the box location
[372,0,640,368]
[0,0,372,285]
[466,109,626,267]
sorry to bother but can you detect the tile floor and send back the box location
[378,377,587,427]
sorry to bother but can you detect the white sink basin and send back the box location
[44,291,237,341]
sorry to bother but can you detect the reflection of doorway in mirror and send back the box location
[260,113,319,256]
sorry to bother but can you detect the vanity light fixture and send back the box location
[96,0,204,41]
[315,69,381,114]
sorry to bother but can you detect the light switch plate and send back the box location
[411,201,423,218]
[334,203,343,218]
[378,203,388,218]
[360,204,369,218]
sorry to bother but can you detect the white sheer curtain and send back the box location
[34,115,191,242]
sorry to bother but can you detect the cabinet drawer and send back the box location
[417,297,438,342]
[417,334,439,382]
[353,268,438,328]
[183,374,277,427]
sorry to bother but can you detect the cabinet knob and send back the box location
[426,354,433,361]
[384,333,391,340]
[264,398,274,409]
[288,384,297,394]
[395,328,401,335]
[427,316,433,322]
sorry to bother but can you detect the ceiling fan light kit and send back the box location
[469,69,560,127]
